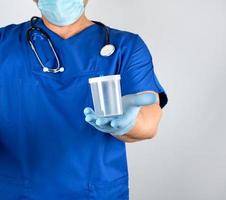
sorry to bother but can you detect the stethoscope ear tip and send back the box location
[43,67,49,73]
[42,67,64,73]
[59,67,65,72]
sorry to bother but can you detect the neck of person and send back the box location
[42,14,94,39]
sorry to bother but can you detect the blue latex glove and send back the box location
[84,92,159,136]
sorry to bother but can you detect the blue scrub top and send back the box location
[0,18,167,200]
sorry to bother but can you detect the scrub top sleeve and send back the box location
[121,34,168,108]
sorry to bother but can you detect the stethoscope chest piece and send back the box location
[100,44,115,57]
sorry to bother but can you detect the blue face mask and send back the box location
[38,0,85,26]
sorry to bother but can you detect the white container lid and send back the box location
[89,75,121,84]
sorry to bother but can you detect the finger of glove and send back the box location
[128,93,158,107]
[85,113,97,123]
[84,107,95,115]
[84,108,114,126]
[95,117,115,126]
[85,114,115,132]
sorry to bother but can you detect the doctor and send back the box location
[0,0,168,199]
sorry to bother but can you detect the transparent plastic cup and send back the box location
[88,75,123,117]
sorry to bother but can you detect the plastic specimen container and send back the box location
[88,75,123,117]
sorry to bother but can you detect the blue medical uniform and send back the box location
[0,18,168,200]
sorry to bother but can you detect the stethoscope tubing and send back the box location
[26,17,115,73]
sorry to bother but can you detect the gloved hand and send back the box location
[84,92,159,136]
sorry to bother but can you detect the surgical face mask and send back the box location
[38,0,85,26]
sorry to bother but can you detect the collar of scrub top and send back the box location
[26,17,116,74]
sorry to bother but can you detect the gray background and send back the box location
[0,0,226,199]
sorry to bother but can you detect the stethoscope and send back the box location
[26,16,116,73]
